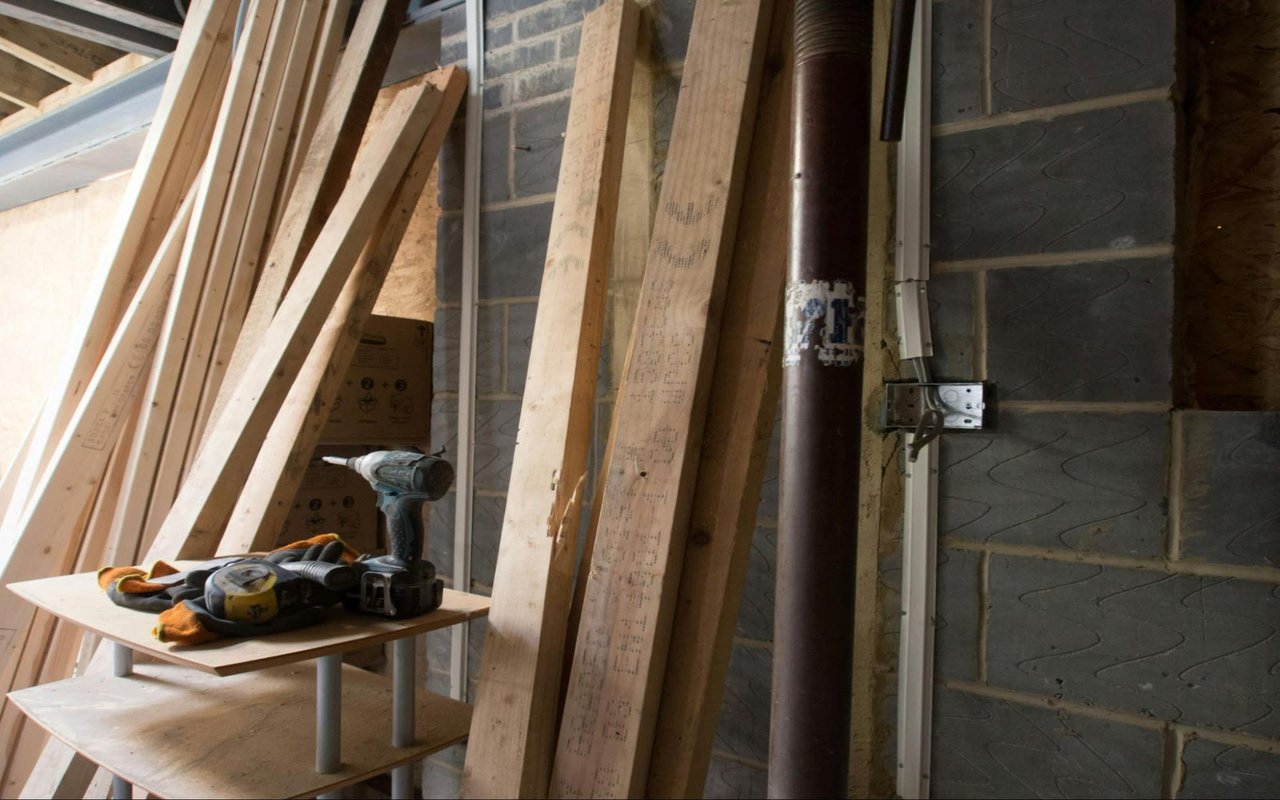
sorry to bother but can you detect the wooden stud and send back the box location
[0,49,65,107]
[548,0,773,794]
[214,0,410,425]
[644,0,791,793]
[216,69,466,557]
[0,16,120,84]
[459,4,639,797]
[850,1,900,794]
[144,71,451,562]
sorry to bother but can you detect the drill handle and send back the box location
[380,491,427,563]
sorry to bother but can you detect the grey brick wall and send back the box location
[427,1,773,796]
[925,1,1280,797]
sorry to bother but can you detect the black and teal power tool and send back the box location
[321,450,453,619]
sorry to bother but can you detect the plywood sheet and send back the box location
[8,569,489,676]
[0,173,130,475]
[9,660,470,799]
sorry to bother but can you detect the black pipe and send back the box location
[770,1,873,798]
[880,0,917,141]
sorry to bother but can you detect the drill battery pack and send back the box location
[343,559,444,619]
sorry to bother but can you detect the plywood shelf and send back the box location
[7,568,490,676]
[8,661,470,799]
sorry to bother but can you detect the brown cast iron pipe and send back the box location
[770,0,873,797]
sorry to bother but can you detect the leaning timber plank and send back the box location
[559,9,656,701]
[186,0,327,457]
[0,16,120,84]
[645,0,791,793]
[0,191,193,756]
[216,69,466,557]
[129,0,281,551]
[548,0,773,794]
[460,3,639,798]
[0,49,66,106]
[145,71,447,563]
[142,0,302,486]
[280,0,351,204]
[213,0,409,425]
[0,0,236,553]
[0,395,138,796]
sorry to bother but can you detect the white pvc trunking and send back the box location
[893,2,939,799]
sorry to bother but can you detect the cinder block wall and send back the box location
[426,1,775,796]
[925,1,1280,797]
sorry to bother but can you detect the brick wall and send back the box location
[423,1,775,796]
[924,1,1280,798]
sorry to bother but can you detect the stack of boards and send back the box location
[0,0,465,794]
[462,0,791,797]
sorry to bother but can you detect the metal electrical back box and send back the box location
[320,315,433,446]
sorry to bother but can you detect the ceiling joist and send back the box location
[0,48,66,107]
[0,15,121,83]
[0,0,177,56]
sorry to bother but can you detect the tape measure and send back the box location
[206,561,280,623]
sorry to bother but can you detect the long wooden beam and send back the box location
[548,0,773,794]
[645,0,792,793]
[0,16,120,84]
[144,69,450,562]
[460,3,639,796]
[216,68,466,557]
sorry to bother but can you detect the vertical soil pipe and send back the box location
[770,1,873,798]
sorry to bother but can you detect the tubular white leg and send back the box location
[109,643,135,797]
[316,653,343,799]
[391,636,416,798]
[111,642,133,678]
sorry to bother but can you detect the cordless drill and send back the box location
[321,450,454,619]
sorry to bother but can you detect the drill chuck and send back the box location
[321,451,454,500]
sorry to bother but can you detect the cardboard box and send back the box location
[278,446,381,554]
[320,315,433,446]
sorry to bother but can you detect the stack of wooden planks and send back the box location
[0,0,466,794]
[463,0,792,797]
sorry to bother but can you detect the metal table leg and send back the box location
[316,653,343,799]
[391,636,416,799]
[110,643,133,799]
